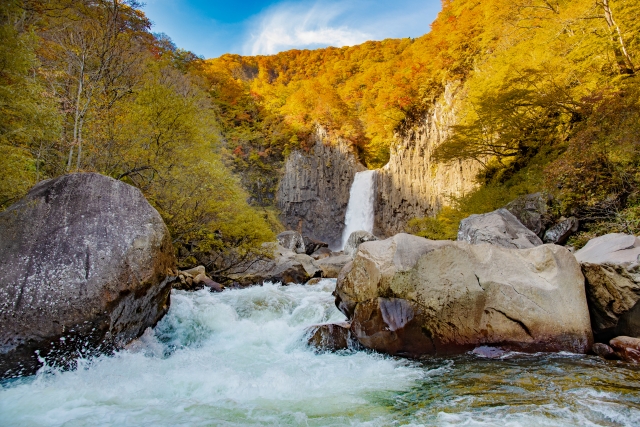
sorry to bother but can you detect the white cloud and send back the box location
[245,2,372,55]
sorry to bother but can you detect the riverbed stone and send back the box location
[457,208,543,249]
[335,233,592,357]
[592,343,618,360]
[344,230,378,257]
[306,322,351,352]
[227,244,321,285]
[609,336,640,363]
[0,173,175,378]
[575,233,640,342]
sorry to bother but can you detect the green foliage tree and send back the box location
[0,0,60,209]
[0,0,277,276]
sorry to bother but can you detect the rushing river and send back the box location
[1,280,639,426]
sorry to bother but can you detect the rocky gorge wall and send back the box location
[374,82,482,237]
[276,127,365,249]
[277,83,482,243]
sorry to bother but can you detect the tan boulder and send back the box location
[336,234,593,357]
[315,254,352,278]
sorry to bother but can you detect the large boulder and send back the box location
[457,208,543,249]
[0,173,175,377]
[276,231,306,254]
[335,234,592,357]
[227,244,321,286]
[344,230,378,257]
[505,193,552,237]
[574,233,640,342]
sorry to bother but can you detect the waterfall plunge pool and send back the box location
[1,279,639,426]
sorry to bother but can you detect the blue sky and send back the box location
[142,0,443,58]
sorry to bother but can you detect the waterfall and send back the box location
[341,170,376,249]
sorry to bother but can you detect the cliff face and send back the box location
[277,128,366,249]
[374,83,481,237]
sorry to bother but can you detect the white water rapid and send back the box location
[1,280,639,426]
[341,170,377,249]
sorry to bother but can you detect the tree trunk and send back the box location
[601,0,635,75]
[68,57,85,171]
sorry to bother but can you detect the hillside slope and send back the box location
[204,0,640,243]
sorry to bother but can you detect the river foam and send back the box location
[1,280,639,426]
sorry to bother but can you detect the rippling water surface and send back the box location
[1,280,639,426]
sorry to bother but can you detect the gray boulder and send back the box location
[344,230,378,257]
[543,217,579,245]
[575,233,640,341]
[227,244,321,285]
[276,231,306,254]
[335,233,592,357]
[505,192,552,237]
[0,173,175,378]
[303,236,329,255]
[458,208,543,249]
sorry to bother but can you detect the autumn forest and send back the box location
[2,0,639,275]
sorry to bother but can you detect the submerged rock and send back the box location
[344,230,378,257]
[472,346,508,359]
[575,233,640,342]
[306,322,351,352]
[457,208,543,249]
[609,336,640,363]
[0,173,175,378]
[335,234,592,357]
[592,343,618,360]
